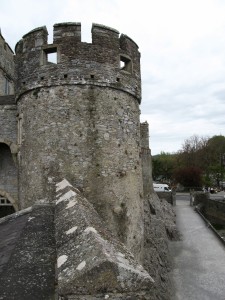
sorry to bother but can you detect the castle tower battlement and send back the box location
[15,23,141,102]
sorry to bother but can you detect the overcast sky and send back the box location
[1,0,225,155]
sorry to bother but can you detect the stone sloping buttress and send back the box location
[55,179,154,299]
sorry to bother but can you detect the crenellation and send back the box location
[92,23,119,47]
[22,26,48,44]
[53,22,81,43]
[14,23,141,102]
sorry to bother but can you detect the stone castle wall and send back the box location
[0,98,17,144]
[0,33,14,95]
[15,23,143,260]
[141,122,152,199]
[0,143,18,206]
[0,32,17,206]
[0,97,18,207]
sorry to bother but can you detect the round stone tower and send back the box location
[15,23,143,259]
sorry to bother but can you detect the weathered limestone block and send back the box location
[55,179,154,298]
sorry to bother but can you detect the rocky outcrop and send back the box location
[143,191,180,300]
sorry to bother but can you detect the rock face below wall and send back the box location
[140,122,180,299]
[144,192,180,300]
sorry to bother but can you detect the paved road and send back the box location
[169,193,225,300]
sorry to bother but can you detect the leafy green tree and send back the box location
[152,152,177,182]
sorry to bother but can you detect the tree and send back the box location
[173,166,203,188]
[178,135,209,169]
[152,152,177,182]
[205,135,225,186]
[153,134,225,188]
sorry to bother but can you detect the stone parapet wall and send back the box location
[205,199,225,226]
[193,192,225,226]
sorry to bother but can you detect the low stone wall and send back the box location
[205,199,225,226]
[155,191,176,206]
[193,192,225,226]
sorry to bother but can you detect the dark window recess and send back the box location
[0,197,12,206]
[90,74,95,79]
[116,77,120,82]
[64,74,68,79]
[40,76,44,80]
[120,55,132,73]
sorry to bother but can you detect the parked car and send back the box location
[153,183,171,192]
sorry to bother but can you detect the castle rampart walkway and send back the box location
[169,193,225,300]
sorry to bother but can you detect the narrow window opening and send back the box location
[116,77,120,82]
[120,55,132,73]
[42,47,58,65]
[0,196,15,217]
[90,74,94,79]
[64,74,68,79]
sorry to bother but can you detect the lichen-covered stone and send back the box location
[55,179,154,298]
